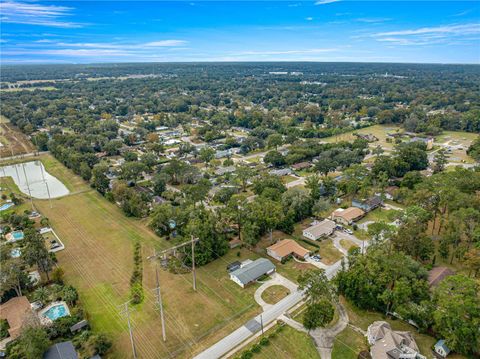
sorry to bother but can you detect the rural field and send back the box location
[0,122,36,158]
[16,155,264,358]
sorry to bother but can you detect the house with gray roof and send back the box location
[434,340,451,358]
[229,258,276,288]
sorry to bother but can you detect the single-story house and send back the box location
[331,207,365,226]
[215,166,236,176]
[269,168,292,176]
[291,162,311,171]
[43,341,78,359]
[230,258,276,288]
[0,296,32,343]
[367,321,424,359]
[267,239,310,262]
[352,195,383,213]
[302,219,336,241]
[428,267,454,288]
[215,149,233,159]
[434,340,451,358]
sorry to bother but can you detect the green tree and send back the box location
[263,150,286,167]
[17,326,50,359]
[236,165,255,192]
[23,230,53,281]
[120,161,147,182]
[303,299,335,331]
[298,269,335,304]
[305,174,322,201]
[91,162,110,194]
[0,260,28,297]
[199,147,215,165]
[433,149,448,173]
[432,275,480,356]
[266,133,283,149]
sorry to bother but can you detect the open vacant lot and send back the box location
[29,157,264,358]
[321,124,402,151]
[243,324,320,359]
[0,123,36,158]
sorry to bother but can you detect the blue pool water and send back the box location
[0,203,14,211]
[42,304,68,321]
[11,231,24,240]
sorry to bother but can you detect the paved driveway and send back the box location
[254,273,298,310]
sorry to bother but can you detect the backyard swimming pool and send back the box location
[0,203,14,211]
[6,230,24,243]
[11,231,24,240]
[40,302,70,321]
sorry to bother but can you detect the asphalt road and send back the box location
[194,290,304,359]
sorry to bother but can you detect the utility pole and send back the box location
[153,250,167,342]
[119,301,137,359]
[21,163,34,211]
[38,161,52,208]
[191,235,197,291]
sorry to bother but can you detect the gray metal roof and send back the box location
[231,258,275,285]
[43,341,78,359]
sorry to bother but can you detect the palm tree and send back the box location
[33,287,49,303]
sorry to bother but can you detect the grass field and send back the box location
[0,86,57,92]
[321,124,402,151]
[340,239,359,252]
[261,285,291,305]
[23,155,268,359]
[318,239,343,265]
[331,327,368,359]
[244,325,320,359]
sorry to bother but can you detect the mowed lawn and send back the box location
[31,157,262,358]
[248,325,320,359]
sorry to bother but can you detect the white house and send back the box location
[302,219,336,241]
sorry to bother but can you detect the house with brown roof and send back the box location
[367,321,425,359]
[428,267,454,288]
[267,239,310,262]
[291,162,311,171]
[302,219,336,241]
[331,207,365,226]
[0,296,32,350]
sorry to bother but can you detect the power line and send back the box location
[119,301,137,359]
[153,249,167,342]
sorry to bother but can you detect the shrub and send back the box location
[259,337,269,346]
[51,267,65,284]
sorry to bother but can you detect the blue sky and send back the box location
[1,1,479,64]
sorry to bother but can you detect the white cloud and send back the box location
[305,17,313,21]
[375,23,480,37]
[372,23,480,46]
[0,1,82,28]
[143,40,188,47]
[315,0,340,5]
